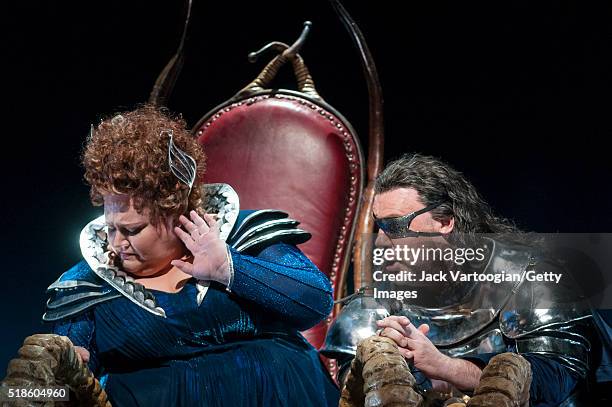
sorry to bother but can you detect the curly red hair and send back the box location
[82,105,206,224]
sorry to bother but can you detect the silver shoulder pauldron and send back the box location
[500,254,594,377]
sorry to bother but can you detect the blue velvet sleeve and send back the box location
[462,353,579,407]
[52,311,100,375]
[228,242,334,331]
[523,354,580,407]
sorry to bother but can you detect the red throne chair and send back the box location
[194,52,363,352]
[155,4,382,377]
[186,8,383,375]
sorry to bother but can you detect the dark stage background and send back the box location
[2,1,611,375]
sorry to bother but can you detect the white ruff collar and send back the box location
[79,183,240,318]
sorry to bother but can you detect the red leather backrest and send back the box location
[195,93,362,349]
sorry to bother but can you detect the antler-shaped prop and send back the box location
[341,336,423,407]
[468,353,532,407]
[1,334,111,406]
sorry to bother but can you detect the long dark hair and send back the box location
[374,153,520,237]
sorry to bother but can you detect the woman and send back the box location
[44,106,339,406]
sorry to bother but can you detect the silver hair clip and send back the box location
[163,130,197,192]
[111,114,125,125]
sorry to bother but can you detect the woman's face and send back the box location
[104,194,185,277]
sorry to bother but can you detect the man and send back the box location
[323,153,603,406]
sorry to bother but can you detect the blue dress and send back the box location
[50,243,340,406]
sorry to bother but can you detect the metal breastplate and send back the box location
[397,238,533,348]
[440,327,507,358]
[398,238,595,377]
[324,237,597,381]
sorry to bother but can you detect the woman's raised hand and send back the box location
[172,210,231,286]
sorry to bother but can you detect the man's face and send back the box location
[104,194,185,277]
[372,187,454,272]
[372,188,444,235]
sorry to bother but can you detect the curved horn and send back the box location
[148,0,193,106]
[284,21,312,58]
[237,22,320,99]
[247,21,312,62]
[329,0,385,302]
